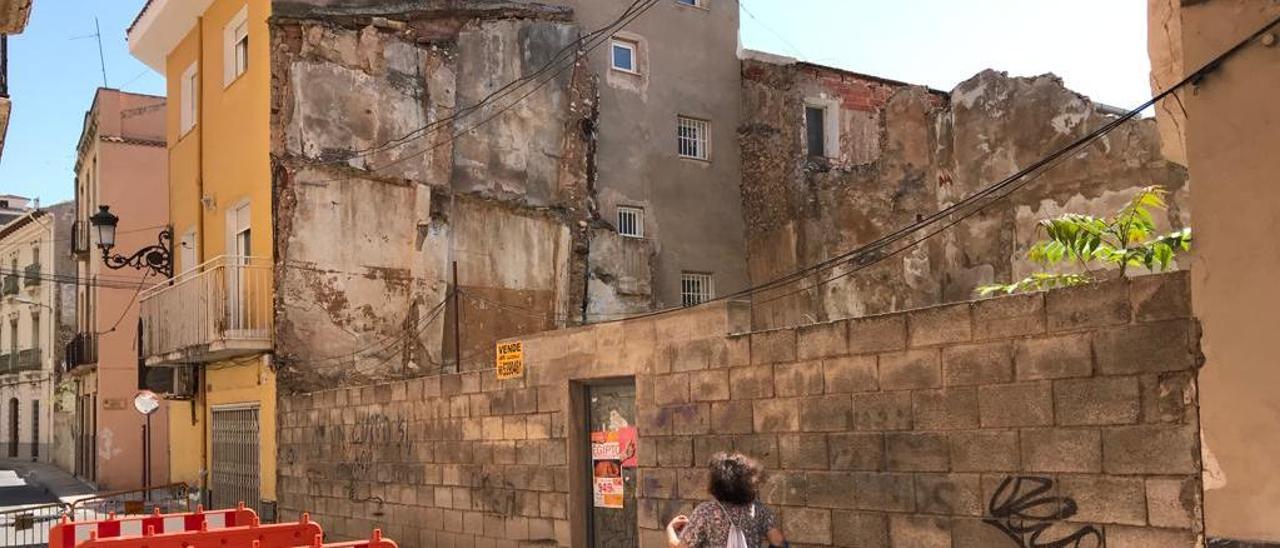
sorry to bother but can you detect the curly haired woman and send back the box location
[665,452,788,548]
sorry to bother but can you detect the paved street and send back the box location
[0,459,94,511]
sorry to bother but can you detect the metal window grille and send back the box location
[680,272,713,307]
[211,406,261,513]
[677,116,709,160]
[617,207,644,238]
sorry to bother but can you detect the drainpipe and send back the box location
[195,14,209,503]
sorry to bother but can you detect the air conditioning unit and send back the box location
[143,364,197,399]
[170,365,197,399]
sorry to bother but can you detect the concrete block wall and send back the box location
[277,271,1202,547]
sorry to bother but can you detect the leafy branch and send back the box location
[978,186,1191,296]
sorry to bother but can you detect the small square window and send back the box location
[805,106,826,157]
[611,39,637,73]
[680,272,713,307]
[677,116,710,160]
[617,206,644,238]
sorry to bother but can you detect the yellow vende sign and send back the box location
[496,341,525,380]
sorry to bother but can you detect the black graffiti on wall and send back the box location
[983,476,1106,548]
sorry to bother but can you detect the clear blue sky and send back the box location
[0,0,1152,204]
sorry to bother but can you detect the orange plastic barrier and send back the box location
[291,529,399,548]
[76,513,322,548]
[50,504,259,548]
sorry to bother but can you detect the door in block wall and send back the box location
[584,381,638,547]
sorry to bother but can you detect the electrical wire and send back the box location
[442,12,1280,328]
[301,290,452,366]
[298,0,665,186]
[333,0,657,162]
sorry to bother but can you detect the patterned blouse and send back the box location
[678,500,778,548]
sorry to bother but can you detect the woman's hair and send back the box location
[706,452,763,505]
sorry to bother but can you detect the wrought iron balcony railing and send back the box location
[22,263,39,287]
[65,333,97,372]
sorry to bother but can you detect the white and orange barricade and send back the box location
[49,503,258,548]
[291,529,398,548]
[72,512,321,548]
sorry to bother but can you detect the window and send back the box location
[30,313,39,352]
[805,106,826,157]
[224,6,249,86]
[680,272,713,307]
[675,0,705,7]
[610,38,637,73]
[617,206,644,238]
[180,227,197,273]
[180,63,198,135]
[677,116,710,160]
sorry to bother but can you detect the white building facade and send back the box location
[0,202,73,462]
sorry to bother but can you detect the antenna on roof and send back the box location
[70,17,110,87]
[94,17,108,87]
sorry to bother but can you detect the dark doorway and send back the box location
[583,381,637,547]
[7,398,18,457]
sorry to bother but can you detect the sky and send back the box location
[0,0,1152,205]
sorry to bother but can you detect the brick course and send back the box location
[278,273,1201,547]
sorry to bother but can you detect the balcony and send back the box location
[22,262,39,287]
[65,333,97,372]
[1,274,15,296]
[140,256,272,365]
[0,348,42,374]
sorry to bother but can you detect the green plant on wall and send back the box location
[978,185,1192,296]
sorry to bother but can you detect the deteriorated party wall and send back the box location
[269,2,592,391]
[277,271,1203,547]
[740,56,1191,331]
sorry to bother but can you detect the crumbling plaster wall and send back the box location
[271,2,611,392]
[741,59,1190,330]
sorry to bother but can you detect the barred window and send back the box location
[680,272,713,307]
[677,116,710,160]
[617,206,644,238]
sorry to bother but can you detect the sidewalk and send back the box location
[0,459,96,510]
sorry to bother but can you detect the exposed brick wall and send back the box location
[277,272,1202,547]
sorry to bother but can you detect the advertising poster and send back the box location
[590,425,637,509]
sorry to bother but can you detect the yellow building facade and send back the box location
[128,0,276,512]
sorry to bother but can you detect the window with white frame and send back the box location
[180,63,198,135]
[803,97,841,159]
[680,272,713,307]
[224,6,249,86]
[675,0,705,7]
[610,38,638,73]
[677,116,709,160]
[805,106,826,157]
[617,206,644,238]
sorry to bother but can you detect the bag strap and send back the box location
[714,500,741,531]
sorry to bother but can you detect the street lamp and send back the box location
[88,205,173,279]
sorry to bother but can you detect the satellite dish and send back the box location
[134,390,161,415]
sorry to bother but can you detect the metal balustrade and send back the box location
[139,256,272,365]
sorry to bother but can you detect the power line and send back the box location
[299,0,664,186]
[735,0,806,60]
[444,12,1279,328]
[333,0,657,162]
